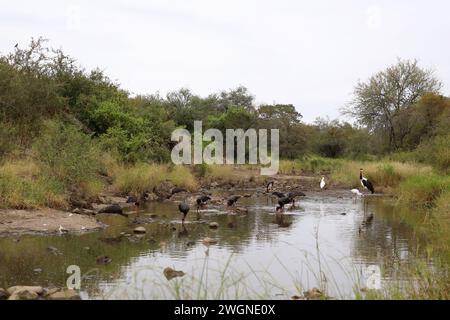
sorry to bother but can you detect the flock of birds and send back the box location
[174,168,375,225]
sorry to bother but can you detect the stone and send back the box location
[8,288,39,300]
[208,222,219,229]
[7,286,44,296]
[134,226,146,234]
[69,198,93,210]
[0,288,9,300]
[98,204,123,214]
[46,289,80,300]
[163,267,185,280]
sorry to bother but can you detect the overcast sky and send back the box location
[1,0,449,123]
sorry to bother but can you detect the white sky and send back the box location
[1,0,449,123]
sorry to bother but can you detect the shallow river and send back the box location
[0,191,426,299]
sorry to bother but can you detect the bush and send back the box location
[33,120,104,187]
[397,174,450,209]
[0,123,18,160]
[415,134,450,173]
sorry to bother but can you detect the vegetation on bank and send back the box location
[0,38,449,299]
[0,39,448,216]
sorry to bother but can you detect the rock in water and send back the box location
[98,204,123,214]
[0,288,9,300]
[163,267,185,280]
[209,222,219,229]
[133,226,146,234]
[46,289,80,300]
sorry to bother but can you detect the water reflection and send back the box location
[0,192,429,299]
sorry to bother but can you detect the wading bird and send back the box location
[196,195,211,220]
[127,192,149,216]
[360,169,375,194]
[227,195,241,207]
[276,197,293,213]
[272,191,306,207]
[196,195,211,212]
[351,188,363,197]
[320,177,326,190]
[266,181,274,193]
[178,202,190,225]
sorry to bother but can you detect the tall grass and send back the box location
[278,156,343,175]
[112,163,198,195]
[201,165,244,184]
[397,174,450,209]
[331,160,432,191]
[0,159,67,209]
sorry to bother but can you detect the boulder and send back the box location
[8,290,39,300]
[46,289,80,300]
[133,226,146,234]
[163,267,185,280]
[69,198,93,210]
[98,204,123,215]
[209,222,219,229]
[0,288,9,300]
[7,286,44,296]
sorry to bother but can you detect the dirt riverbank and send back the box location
[0,209,104,237]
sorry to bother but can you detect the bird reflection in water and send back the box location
[177,224,189,238]
[274,212,293,228]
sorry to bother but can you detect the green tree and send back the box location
[344,59,442,151]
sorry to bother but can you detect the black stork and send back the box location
[178,202,190,225]
[266,181,274,193]
[196,195,211,220]
[360,169,375,194]
[227,195,241,206]
[196,195,211,212]
[126,192,149,216]
[272,191,306,207]
[276,196,292,213]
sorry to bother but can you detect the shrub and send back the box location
[33,120,104,187]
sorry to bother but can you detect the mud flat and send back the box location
[0,208,104,236]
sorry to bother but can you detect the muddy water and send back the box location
[0,191,427,299]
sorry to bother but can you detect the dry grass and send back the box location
[112,163,198,195]
[0,159,67,209]
[331,160,432,191]
[203,165,244,184]
[166,165,199,191]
